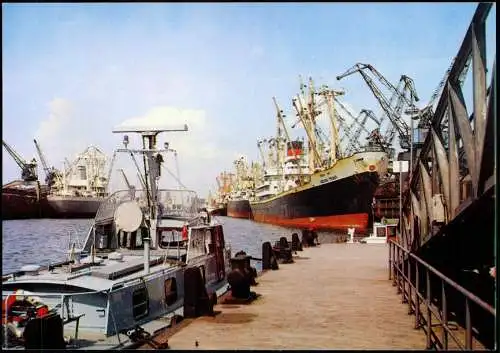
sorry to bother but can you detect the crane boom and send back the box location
[2,140,38,182]
[33,139,62,187]
[337,64,417,150]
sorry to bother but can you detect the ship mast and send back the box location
[113,124,188,274]
[272,96,304,185]
[317,87,345,166]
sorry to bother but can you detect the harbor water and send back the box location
[1,217,345,275]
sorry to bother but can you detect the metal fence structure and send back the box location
[398,2,495,251]
[387,3,496,350]
[389,240,496,350]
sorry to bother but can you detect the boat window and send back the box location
[164,278,178,306]
[132,286,149,320]
[376,227,386,237]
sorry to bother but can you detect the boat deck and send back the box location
[158,243,427,350]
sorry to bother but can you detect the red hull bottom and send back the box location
[227,210,252,219]
[252,213,369,233]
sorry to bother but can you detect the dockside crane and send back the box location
[33,139,63,188]
[2,140,38,182]
[336,63,419,150]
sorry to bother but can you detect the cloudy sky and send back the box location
[2,3,496,196]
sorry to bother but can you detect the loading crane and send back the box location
[256,139,268,168]
[2,140,38,182]
[33,139,62,188]
[381,75,419,147]
[331,96,376,154]
[292,77,328,171]
[337,63,419,150]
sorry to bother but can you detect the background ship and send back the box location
[249,77,390,234]
[2,141,51,220]
[226,156,260,219]
[2,140,112,219]
[40,144,112,218]
[207,171,233,216]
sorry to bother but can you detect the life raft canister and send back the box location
[2,290,50,323]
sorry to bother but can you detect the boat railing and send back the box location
[94,188,202,224]
[388,240,496,350]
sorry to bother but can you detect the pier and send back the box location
[141,244,426,350]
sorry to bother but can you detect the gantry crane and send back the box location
[33,139,63,188]
[337,63,419,150]
[2,140,38,182]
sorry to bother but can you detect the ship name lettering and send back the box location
[320,175,338,184]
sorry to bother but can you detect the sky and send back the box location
[2,2,496,197]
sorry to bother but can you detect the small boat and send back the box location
[359,222,398,244]
[2,123,232,350]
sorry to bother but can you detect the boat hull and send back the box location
[208,206,227,217]
[227,199,252,219]
[250,151,388,234]
[46,196,103,218]
[2,181,50,220]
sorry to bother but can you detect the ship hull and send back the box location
[227,199,252,219]
[2,181,50,220]
[208,206,227,217]
[249,151,388,234]
[250,171,379,233]
[2,192,42,220]
[46,196,104,218]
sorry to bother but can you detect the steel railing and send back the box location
[388,240,496,350]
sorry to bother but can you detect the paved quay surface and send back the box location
[158,243,427,350]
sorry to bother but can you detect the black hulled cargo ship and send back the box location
[250,151,387,234]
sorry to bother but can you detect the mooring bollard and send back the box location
[230,252,257,286]
[291,233,302,251]
[183,267,214,318]
[273,238,293,264]
[262,242,279,270]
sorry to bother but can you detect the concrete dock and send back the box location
[149,243,427,350]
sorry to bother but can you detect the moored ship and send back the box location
[249,78,389,234]
[2,181,49,220]
[226,156,260,219]
[35,142,113,218]
[2,140,50,220]
[251,150,388,233]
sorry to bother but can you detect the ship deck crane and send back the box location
[256,139,268,169]
[292,77,326,171]
[337,63,419,150]
[2,140,38,182]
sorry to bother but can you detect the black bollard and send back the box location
[183,267,214,318]
[227,268,251,299]
[262,242,279,270]
[291,233,302,251]
[279,237,289,249]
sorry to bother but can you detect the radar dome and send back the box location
[114,201,143,233]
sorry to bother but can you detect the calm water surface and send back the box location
[2,217,327,274]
